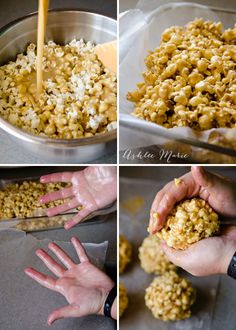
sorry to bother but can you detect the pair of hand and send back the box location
[149,166,236,276]
[25,237,116,325]
[25,166,117,325]
[40,166,117,229]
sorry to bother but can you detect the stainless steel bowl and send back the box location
[0,10,117,163]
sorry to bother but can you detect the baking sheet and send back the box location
[119,177,219,330]
[0,229,109,330]
[0,176,117,231]
[119,2,236,152]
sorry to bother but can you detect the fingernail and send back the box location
[48,242,54,249]
[64,223,70,230]
[36,249,43,256]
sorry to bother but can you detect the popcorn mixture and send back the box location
[157,198,219,250]
[139,235,177,275]
[196,131,236,163]
[0,180,72,219]
[119,234,132,274]
[15,215,68,232]
[119,282,129,317]
[174,178,182,186]
[0,40,117,139]
[145,271,196,321]
[163,130,236,164]
[127,19,236,130]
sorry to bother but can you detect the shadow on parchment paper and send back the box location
[192,285,209,315]
[122,291,146,323]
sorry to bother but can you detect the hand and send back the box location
[40,166,117,229]
[25,237,115,325]
[149,166,236,234]
[161,226,236,276]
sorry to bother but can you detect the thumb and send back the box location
[161,241,187,266]
[47,304,80,325]
[191,166,212,188]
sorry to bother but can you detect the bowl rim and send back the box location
[0,9,117,35]
[0,9,117,146]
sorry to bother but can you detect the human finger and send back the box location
[64,208,91,230]
[71,237,89,263]
[24,267,57,291]
[46,197,80,216]
[36,249,65,277]
[40,172,74,183]
[39,187,74,204]
[149,172,199,234]
[48,242,75,269]
[47,304,81,325]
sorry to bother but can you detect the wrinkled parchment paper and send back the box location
[119,2,236,150]
[119,177,219,330]
[0,229,109,330]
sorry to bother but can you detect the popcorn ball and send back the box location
[157,198,219,250]
[139,235,177,275]
[145,271,196,321]
[119,283,129,317]
[119,235,132,273]
[0,40,117,139]
[127,19,236,131]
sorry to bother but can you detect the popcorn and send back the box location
[0,40,117,139]
[139,235,177,275]
[145,272,196,321]
[127,19,236,131]
[157,198,219,250]
[174,178,182,186]
[107,121,117,131]
[119,283,128,317]
[0,180,72,220]
[119,235,132,274]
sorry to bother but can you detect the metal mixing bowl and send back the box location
[0,10,117,163]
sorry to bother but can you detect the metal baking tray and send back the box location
[0,176,116,232]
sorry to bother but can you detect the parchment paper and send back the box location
[119,2,236,151]
[0,229,109,330]
[119,177,219,330]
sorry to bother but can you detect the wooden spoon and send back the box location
[95,40,117,74]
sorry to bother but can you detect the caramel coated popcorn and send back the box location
[15,215,68,232]
[174,178,182,186]
[119,283,129,317]
[157,198,219,250]
[139,235,177,275]
[0,180,71,219]
[119,235,132,274]
[127,19,236,130]
[0,40,117,139]
[145,271,196,321]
